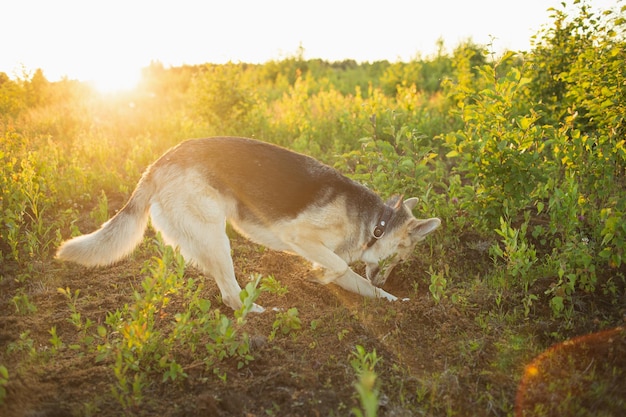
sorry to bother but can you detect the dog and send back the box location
[56,137,441,312]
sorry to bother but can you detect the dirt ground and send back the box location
[1,232,625,417]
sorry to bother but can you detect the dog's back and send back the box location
[153,137,378,223]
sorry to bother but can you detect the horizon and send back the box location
[2,0,621,92]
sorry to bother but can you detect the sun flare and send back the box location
[89,67,142,94]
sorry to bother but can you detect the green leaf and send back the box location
[517,77,532,88]
[550,296,564,314]
[602,232,614,246]
[600,99,613,109]
[518,116,532,130]
[399,158,415,171]
[536,201,545,214]
[97,326,107,338]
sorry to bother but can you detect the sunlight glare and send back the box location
[89,66,142,94]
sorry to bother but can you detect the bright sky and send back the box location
[1,0,622,92]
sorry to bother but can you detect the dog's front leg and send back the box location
[283,238,352,284]
[332,269,398,301]
[309,264,349,285]
[284,238,399,301]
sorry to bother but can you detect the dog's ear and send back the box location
[403,197,419,211]
[389,194,404,210]
[408,217,441,239]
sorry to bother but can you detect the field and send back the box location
[2,3,626,416]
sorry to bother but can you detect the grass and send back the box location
[1,3,626,414]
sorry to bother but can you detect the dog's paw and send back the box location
[249,303,266,314]
[379,291,398,302]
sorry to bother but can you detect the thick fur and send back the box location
[57,137,440,311]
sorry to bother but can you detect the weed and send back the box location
[270,307,302,340]
[0,366,8,405]
[337,329,350,341]
[428,264,448,303]
[260,274,289,296]
[89,190,109,226]
[58,287,95,349]
[11,290,37,315]
[350,345,382,417]
[7,331,35,356]
[93,240,265,409]
[48,326,64,353]
[490,215,537,292]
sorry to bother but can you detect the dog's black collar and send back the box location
[366,205,394,248]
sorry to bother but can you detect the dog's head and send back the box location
[362,196,440,287]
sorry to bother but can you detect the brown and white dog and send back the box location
[57,137,440,312]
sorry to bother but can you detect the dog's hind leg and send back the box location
[150,199,264,313]
[191,235,264,312]
[184,230,242,310]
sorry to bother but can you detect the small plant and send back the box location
[7,331,35,356]
[161,361,187,383]
[428,264,449,303]
[237,274,264,322]
[522,293,539,318]
[0,137,61,270]
[376,253,398,281]
[350,345,382,417]
[544,266,577,322]
[260,274,289,296]
[89,190,110,226]
[98,242,265,410]
[48,326,64,353]
[490,216,538,292]
[58,287,95,348]
[338,329,350,341]
[270,307,302,340]
[0,365,8,405]
[11,290,37,315]
[110,356,146,413]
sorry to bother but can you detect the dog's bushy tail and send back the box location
[56,175,154,267]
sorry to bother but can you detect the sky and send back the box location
[1,0,622,92]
